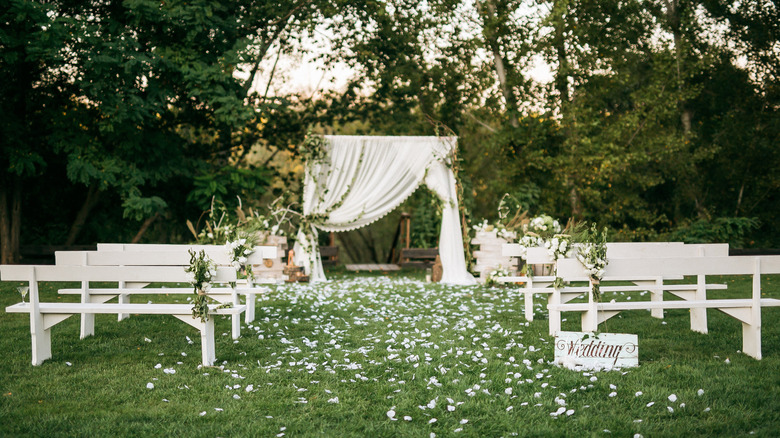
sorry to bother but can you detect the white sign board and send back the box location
[554,332,638,370]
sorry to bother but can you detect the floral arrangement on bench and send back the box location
[185,249,230,322]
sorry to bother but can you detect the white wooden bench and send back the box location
[56,245,276,338]
[2,264,243,366]
[96,243,280,306]
[549,255,780,359]
[500,243,728,327]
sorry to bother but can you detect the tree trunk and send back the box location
[480,0,519,128]
[0,185,11,264]
[0,176,22,264]
[664,0,693,135]
[568,185,582,218]
[10,177,21,263]
[64,185,102,246]
[131,212,160,243]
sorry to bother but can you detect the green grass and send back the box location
[1,271,779,437]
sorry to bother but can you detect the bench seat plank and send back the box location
[549,298,780,312]
[6,302,244,315]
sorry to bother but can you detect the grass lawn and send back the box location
[1,269,779,437]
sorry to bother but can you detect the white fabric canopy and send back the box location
[293,135,476,285]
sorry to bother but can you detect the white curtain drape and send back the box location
[293,135,476,285]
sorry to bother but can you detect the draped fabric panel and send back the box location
[293,135,476,285]
[424,159,475,285]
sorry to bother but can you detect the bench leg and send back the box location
[231,289,241,340]
[117,291,129,321]
[523,289,534,322]
[80,313,95,339]
[232,314,241,340]
[690,275,708,334]
[245,293,256,323]
[30,312,52,366]
[581,310,599,333]
[174,315,217,366]
[548,293,561,336]
[742,320,762,360]
[650,279,664,319]
[79,281,95,339]
[202,318,216,366]
[580,288,599,333]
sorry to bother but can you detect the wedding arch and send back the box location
[292,135,476,285]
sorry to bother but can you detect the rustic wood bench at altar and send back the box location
[2,264,243,366]
[548,255,780,360]
[319,246,340,266]
[56,245,276,337]
[500,243,729,330]
[399,248,439,269]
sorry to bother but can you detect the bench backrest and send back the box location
[558,255,780,279]
[56,249,270,267]
[96,243,277,259]
[0,264,237,284]
[507,243,727,265]
[557,255,780,302]
[0,264,237,310]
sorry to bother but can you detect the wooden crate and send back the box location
[471,230,517,283]
[252,234,288,281]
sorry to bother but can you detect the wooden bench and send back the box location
[500,243,729,329]
[56,245,277,336]
[319,246,340,266]
[2,264,243,366]
[399,248,439,269]
[549,255,780,359]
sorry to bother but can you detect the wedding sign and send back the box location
[554,331,639,369]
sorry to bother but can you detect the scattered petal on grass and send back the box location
[460,419,468,424]
[550,407,566,417]
[387,409,397,421]
[404,416,412,421]
[328,397,339,404]
[199,411,206,416]
[697,389,705,396]
[429,418,437,424]
[635,391,643,397]
[146,383,154,390]
[65,362,72,366]
[609,392,617,398]
[566,409,575,416]
[646,402,654,407]
[448,405,456,412]
[668,394,677,403]
[725,358,731,364]
[668,406,674,413]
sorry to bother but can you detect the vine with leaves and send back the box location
[575,224,609,301]
[185,249,225,322]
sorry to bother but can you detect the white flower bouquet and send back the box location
[576,224,608,300]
